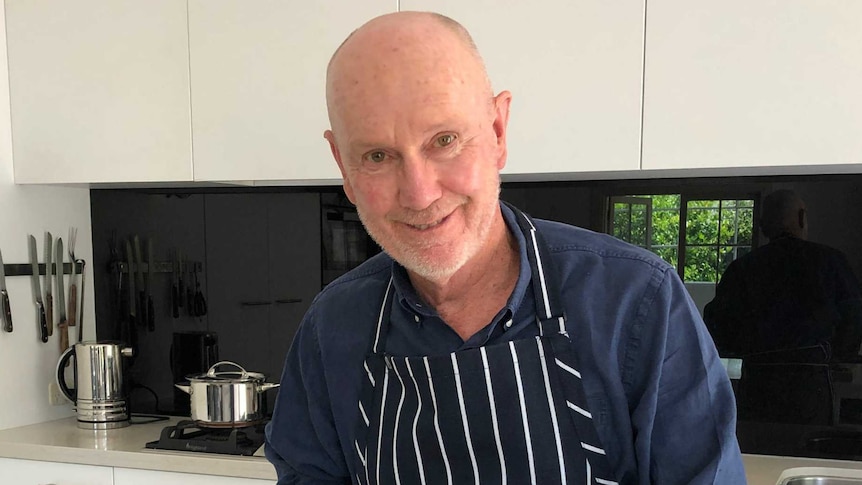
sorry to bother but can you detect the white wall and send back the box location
[0,1,96,430]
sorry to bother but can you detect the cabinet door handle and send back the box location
[275,298,302,304]
[240,301,272,307]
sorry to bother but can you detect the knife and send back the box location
[55,238,69,352]
[125,240,136,327]
[28,235,48,343]
[0,249,12,332]
[171,249,179,318]
[77,259,86,343]
[146,238,155,331]
[133,236,147,329]
[44,232,54,337]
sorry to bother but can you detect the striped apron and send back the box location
[352,206,618,485]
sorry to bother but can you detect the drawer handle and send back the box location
[240,301,272,307]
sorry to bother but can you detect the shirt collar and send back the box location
[392,201,533,325]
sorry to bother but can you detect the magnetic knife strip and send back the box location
[3,262,84,277]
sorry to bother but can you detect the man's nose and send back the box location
[397,153,442,211]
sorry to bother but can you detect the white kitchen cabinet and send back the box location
[188,0,396,183]
[400,0,645,177]
[4,0,193,184]
[0,457,113,485]
[642,0,862,171]
[114,467,273,485]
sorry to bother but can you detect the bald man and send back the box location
[265,12,745,484]
[705,190,862,360]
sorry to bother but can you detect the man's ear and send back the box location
[324,129,355,203]
[491,91,513,171]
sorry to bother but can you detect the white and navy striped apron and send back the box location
[352,205,618,485]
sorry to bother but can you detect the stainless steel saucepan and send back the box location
[175,361,279,427]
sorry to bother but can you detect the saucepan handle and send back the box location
[258,383,281,393]
[206,360,248,379]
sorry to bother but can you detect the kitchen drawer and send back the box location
[0,457,113,485]
[114,467,274,485]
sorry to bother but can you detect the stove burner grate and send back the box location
[145,420,267,456]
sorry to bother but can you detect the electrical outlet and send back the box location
[48,381,68,406]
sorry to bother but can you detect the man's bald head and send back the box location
[760,189,808,240]
[325,12,493,137]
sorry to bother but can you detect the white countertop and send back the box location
[5,417,862,484]
[0,417,276,481]
[744,454,862,484]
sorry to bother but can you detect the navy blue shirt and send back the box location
[266,203,746,484]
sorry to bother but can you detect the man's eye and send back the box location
[436,134,456,147]
[365,151,387,163]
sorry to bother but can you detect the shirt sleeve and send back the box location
[265,311,352,485]
[628,267,747,484]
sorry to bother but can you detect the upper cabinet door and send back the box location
[188,1,396,183]
[643,1,862,171]
[5,0,193,184]
[399,1,645,177]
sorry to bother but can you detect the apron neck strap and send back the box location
[501,201,567,336]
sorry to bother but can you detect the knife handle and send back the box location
[45,294,54,337]
[171,284,179,318]
[1,289,12,332]
[37,302,48,343]
[58,320,69,353]
[139,292,147,328]
[67,284,78,328]
[147,296,155,331]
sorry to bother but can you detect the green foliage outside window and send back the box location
[612,195,754,283]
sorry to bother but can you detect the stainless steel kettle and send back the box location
[57,341,134,429]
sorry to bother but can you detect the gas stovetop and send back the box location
[145,420,267,456]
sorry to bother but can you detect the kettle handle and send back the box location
[56,345,76,403]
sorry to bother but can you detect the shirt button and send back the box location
[504,319,513,329]
[414,315,420,323]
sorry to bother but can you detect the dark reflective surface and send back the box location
[91,173,862,461]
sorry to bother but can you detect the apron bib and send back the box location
[352,205,618,485]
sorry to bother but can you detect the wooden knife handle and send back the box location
[58,320,69,353]
[67,284,78,327]
[1,289,12,332]
[45,294,53,337]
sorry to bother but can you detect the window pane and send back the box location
[737,207,754,245]
[686,204,720,245]
[630,206,648,246]
[613,204,630,240]
[719,206,737,245]
[684,245,720,283]
[653,247,678,268]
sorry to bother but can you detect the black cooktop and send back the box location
[145,420,267,456]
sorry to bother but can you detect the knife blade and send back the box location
[133,236,147,330]
[0,249,12,332]
[28,235,48,343]
[77,259,86,343]
[55,238,69,352]
[146,238,155,331]
[171,249,179,318]
[43,232,53,337]
[125,240,136,326]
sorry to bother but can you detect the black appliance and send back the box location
[170,331,219,415]
[145,420,266,456]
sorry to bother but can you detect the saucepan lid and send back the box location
[185,361,266,383]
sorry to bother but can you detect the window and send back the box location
[608,193,755,283]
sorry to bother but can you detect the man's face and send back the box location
[325,33,511,280]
